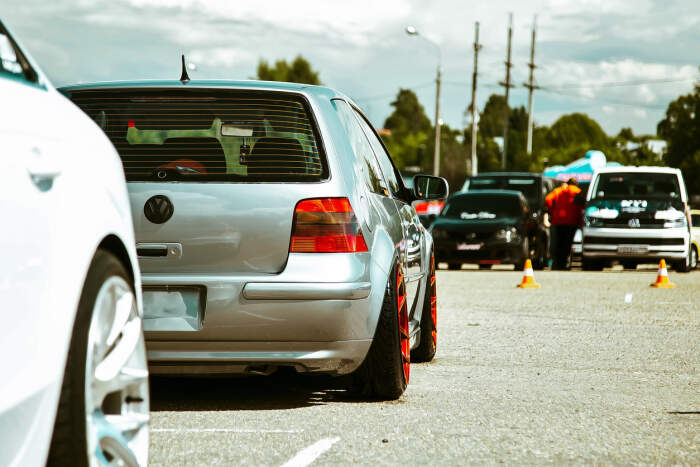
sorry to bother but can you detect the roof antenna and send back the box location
[179,54,190,84]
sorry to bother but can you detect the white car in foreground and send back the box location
[0,21,149,466]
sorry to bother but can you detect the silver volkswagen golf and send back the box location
[62,79,447,399]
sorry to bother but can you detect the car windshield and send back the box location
[467,176,539,206]
[68,89,327,182]
[441,194,521,220]
[593,172,681,199]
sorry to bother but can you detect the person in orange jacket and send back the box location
[545,178,583,270]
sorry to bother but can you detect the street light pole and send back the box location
[433,67,441,177]
[406,26,442,177]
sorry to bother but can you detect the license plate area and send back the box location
[142,286,205,332]
[457,242,483,251]
[617,245,648,255]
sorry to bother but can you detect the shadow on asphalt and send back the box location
[149,369,378,411]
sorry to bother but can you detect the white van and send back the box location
[581,167,694,271]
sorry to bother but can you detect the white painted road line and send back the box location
[280,437,340,467]
[152,428,302,434]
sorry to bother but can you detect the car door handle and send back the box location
[27,165,61,180]
[26,146,61,187]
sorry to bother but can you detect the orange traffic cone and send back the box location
[650,259,675,288]
[517,259,541,289]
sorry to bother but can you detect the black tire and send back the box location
[513,238,529,271]
[691,246,698,270]
[47,251,132,467]
[532,235,547,270]
[582,258,604,271]
[621,260,638,270]
[349,261,409,400]
[447,263,461,270]
[412,253,436,363]
[673,250,692,273]
[478,264,491,270]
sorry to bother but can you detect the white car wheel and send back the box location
[85,276,149,466]
[48,252,149,467]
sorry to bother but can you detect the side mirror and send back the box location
[413,175,449,200]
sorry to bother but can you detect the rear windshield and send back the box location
[467,176,539,205]
[441,195,521,220]
[593,172,681,199]
[68,89,327,182]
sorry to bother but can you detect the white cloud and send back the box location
[4,0,699,136]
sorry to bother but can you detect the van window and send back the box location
[594,173,681,199]
[68,89,327,182]
[692,214,700,228]
[467,176,540,207]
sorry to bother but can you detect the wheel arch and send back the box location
[97,234,135,285]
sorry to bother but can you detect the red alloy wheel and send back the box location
[396,264,410,383]
[430,252,437,347]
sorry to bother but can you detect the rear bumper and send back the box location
[141,253,385,375]
[147,339,372,375]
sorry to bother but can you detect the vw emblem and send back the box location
[628,218,640,228]
[144,195,174,224]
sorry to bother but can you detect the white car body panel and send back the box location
[0,32,141,467]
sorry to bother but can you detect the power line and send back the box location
[352,81,435,103]
[539,87,669,109]
[541,76,698,90]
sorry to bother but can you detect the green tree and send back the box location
[657,80,700,192]
[545,113,609,149]
[617,127,635,140]
[472,94,530,171]
[478,94,507,138]
[535,112,623,169]
[256,55,321,85]
[381,89,432,169]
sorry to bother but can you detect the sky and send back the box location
[5,0,699,136]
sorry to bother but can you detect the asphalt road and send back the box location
[149,268,699,465]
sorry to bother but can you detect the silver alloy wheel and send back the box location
[85,276,149,466]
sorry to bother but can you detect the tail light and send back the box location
[290,198,368,253]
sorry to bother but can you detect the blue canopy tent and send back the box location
[543,150,622,183]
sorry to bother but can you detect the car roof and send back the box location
[594,166,681,175]
[452,189,524,198]
[58,79,349,101]
[471,172,542,178]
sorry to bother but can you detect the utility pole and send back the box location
[498,13,514,170]
[469,21,482,176]
[524,15,539,155]
[433,67,442,176]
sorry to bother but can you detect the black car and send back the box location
[461,172,554,269]
[430,190,532,270]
